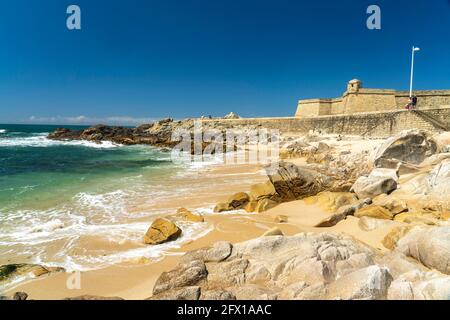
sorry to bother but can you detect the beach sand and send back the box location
[4,146,396,300]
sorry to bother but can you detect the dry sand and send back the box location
[5,148,396,300]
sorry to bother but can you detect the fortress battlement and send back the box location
[295,79,450,118]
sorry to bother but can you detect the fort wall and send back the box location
[295,80,450,118]
[202,107,450,139]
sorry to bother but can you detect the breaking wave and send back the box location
[0,133,120,148]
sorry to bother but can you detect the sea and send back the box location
[0,124,264,287]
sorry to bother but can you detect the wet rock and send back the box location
[176,208,204,222]
[0,264,65,283]
[13,292,28,300]
[143,218,182,245]
[244,200,258,212]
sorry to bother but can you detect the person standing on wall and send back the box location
[405,95,418,110]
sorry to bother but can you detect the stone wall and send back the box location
[295,80,450,118]
[203,107,450,138]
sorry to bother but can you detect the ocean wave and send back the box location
[0,129,6,133]
[0,205,213,272]
[0,134,120,148]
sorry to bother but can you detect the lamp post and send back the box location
[409,46,421,98]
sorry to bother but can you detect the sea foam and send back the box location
[0,134,120,148]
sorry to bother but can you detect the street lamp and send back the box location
[409,46,421,98]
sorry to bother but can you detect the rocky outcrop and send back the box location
[249,181,276,202]
[427,158,450,196]
[47,118,241,152]
[374,130,438,169]
[0,292,29,300]
[151,232,399,300]
[0,264,65,283]
[396,226,450,275]
[315,198,372,227]
[351,168,398,199]
[214,192,250,213]
[266,162,342,202]
[150,230,450,300]
[223,112,240,119]
[355,205,396,220]
[176,208,204,222]
[143,218,182,245]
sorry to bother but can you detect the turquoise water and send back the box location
[0,124,174,212]
[0,124,214,275]
[0,124,263,288]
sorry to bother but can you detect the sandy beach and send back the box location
[4,145,395,299]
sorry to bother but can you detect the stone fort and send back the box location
[203,79,450,138]
[295,79,450,118]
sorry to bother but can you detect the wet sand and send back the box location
[4,148,396,299]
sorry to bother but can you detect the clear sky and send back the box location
[1,0,450,125]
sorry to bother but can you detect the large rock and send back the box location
[427,158,450,196]
[355,205,395,220]
[214,192,250,212]
[315,198,372,227]
[382,225,413,249]
[153,259,208,295]
[144,218,182,245]
[388,271,450,300]
[396,226,450,275]
[266,162,336,202]
[151,230,450,300]
[304,192,358,212]
[249,181,276,201]
[152,232,386,300]
[372,194,408,215]
[176,208,204,222]
[327,265,392,300]
[351,168,398,199]
[374,130,437,169]
[148,287,201,300]
[0,264,65,283]
[254,198,278,213]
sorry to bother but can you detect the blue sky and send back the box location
[1,0,449,125]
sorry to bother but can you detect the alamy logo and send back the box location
[366,5,381,30]
[170,120,280,173]
[66,271,81,290]
[66,5,81,30]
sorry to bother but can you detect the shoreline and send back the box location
[3,125,450,300]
